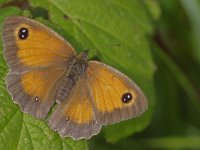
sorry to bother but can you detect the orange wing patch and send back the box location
[87,62,137,112]
[15,23,73,67]
[21,67,64,101]
[52,77,94,124]
[63,96,93,124]
[7,66,65,119]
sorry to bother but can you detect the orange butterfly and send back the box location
[3,16,148,139]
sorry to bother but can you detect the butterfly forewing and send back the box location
[3,16,76,72]
[86,61,148,125]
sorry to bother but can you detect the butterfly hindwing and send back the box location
[48,76,101,139]
[7,66,65,119]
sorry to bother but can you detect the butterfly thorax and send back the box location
[56,51,88,104]
[69,51,88,78]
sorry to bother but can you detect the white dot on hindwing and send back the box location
[65,117,69,121]
[34,97,39,102]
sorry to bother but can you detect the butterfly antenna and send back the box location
[77,18,88,50]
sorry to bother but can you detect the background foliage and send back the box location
[0,0,199,150]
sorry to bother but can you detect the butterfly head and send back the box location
[78,50,89,61]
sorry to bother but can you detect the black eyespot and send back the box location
[18,27,29,39]
[122,93,132,103]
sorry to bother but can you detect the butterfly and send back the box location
[3,16,148,140]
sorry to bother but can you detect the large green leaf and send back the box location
[0,0,156,149]
[29,0,156,143]
[153,45,200,129]
[0,7,88,150]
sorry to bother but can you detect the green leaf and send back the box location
[135,136,200,149]
[144,0,161,21]
[0,0,12,6]
[29,0,156,143]
[110,136,200,149]
[0,7,88,150]
[180,0,200,65]
[150,46,186,136]
[153,45,200,129]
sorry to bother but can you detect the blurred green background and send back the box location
[0,0,200,150]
